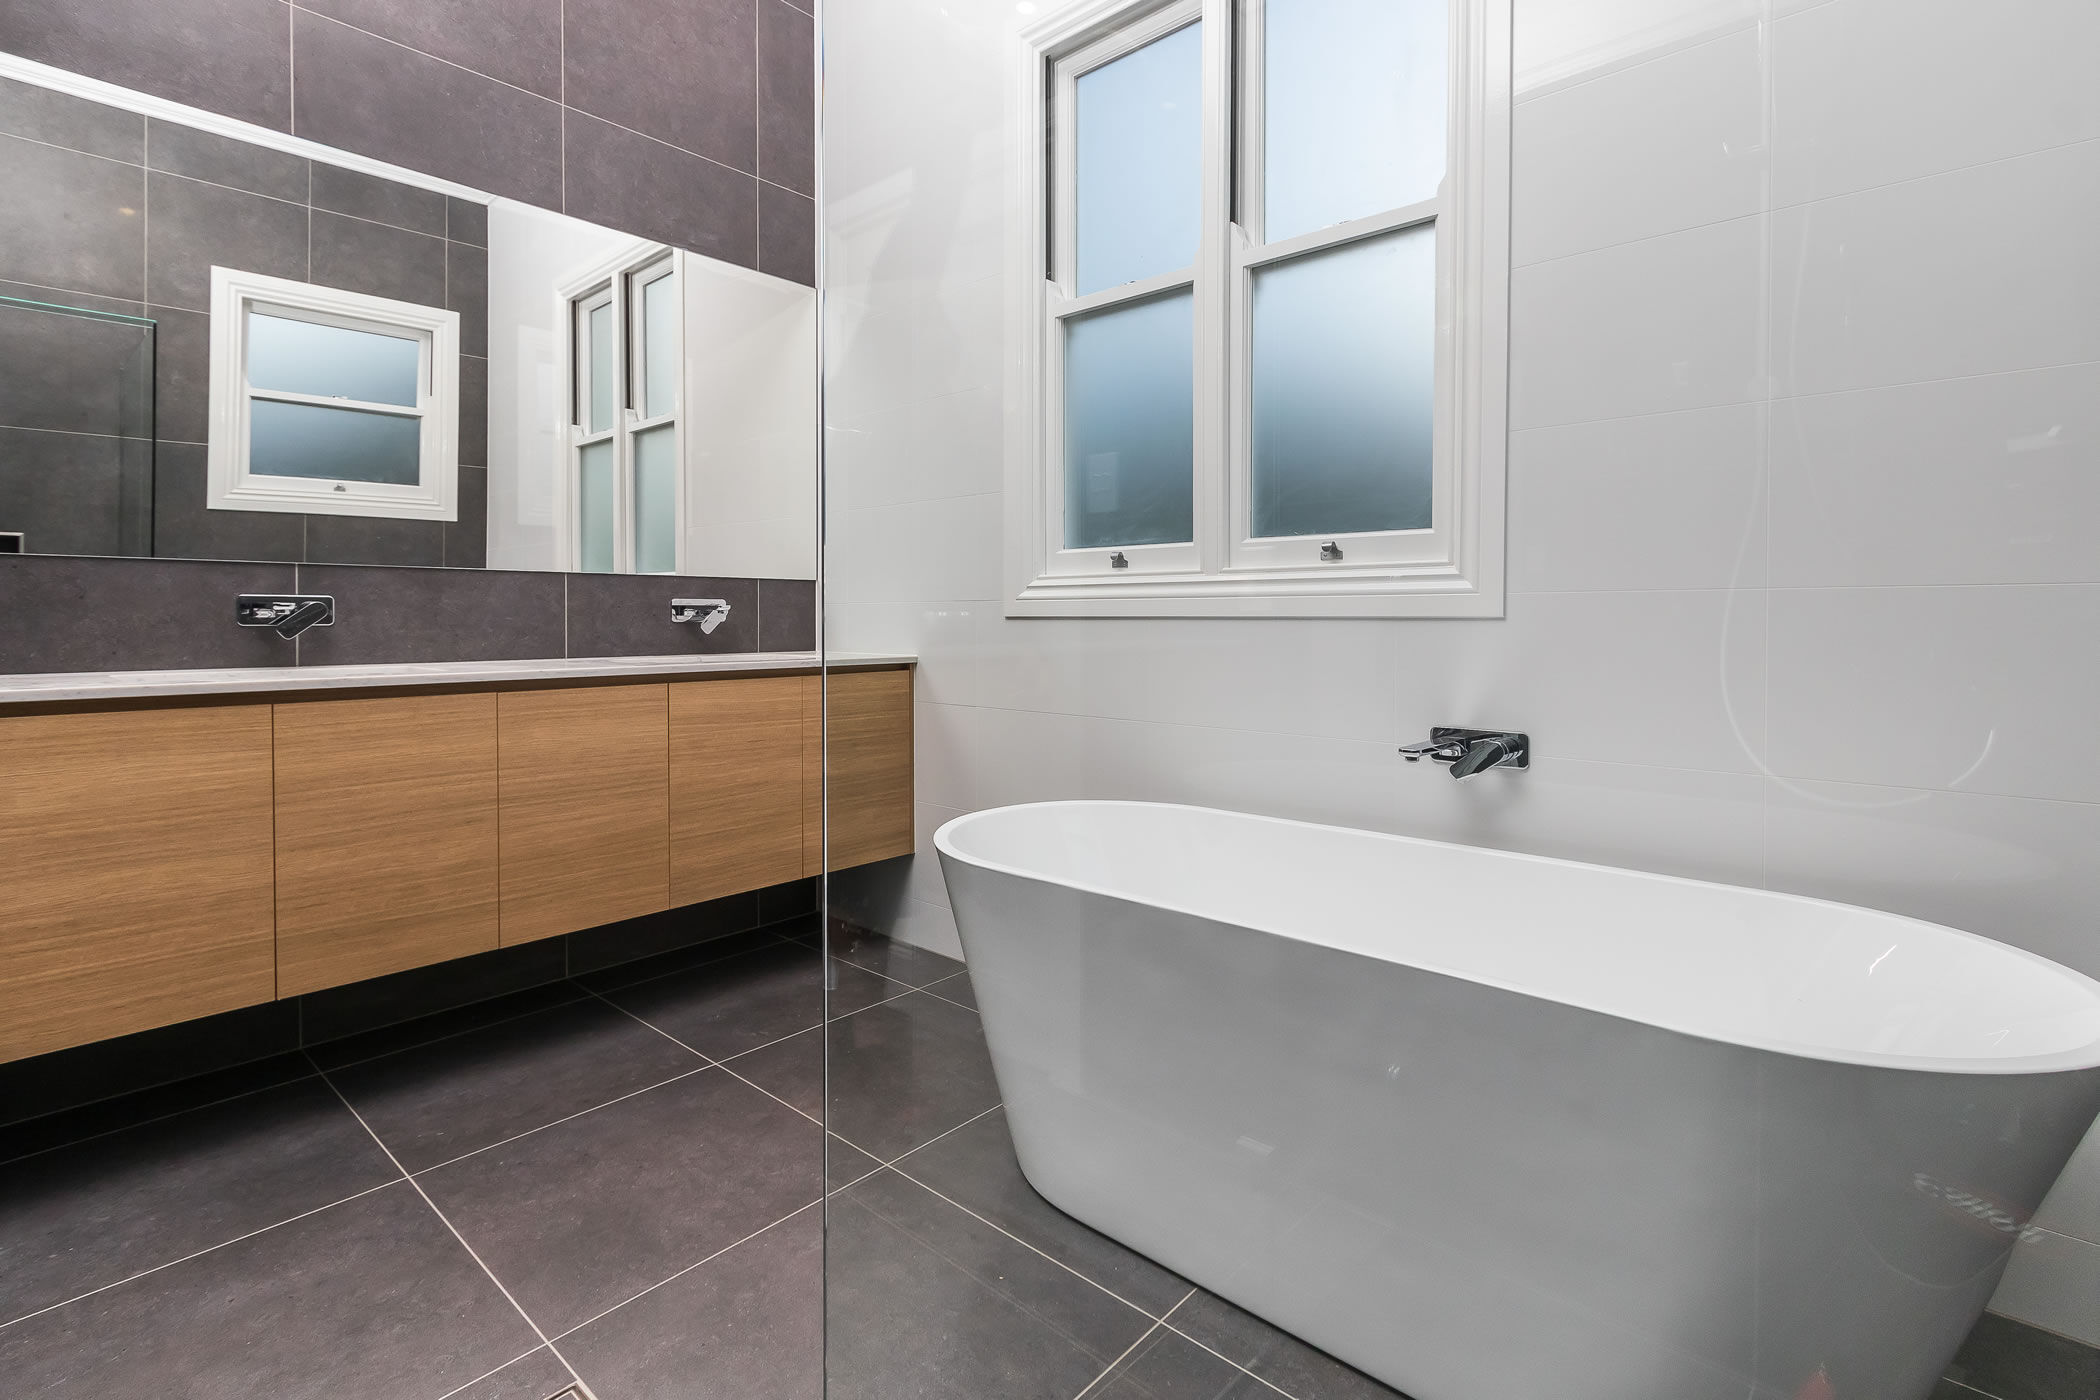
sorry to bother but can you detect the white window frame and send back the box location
[1007,0,1511,618]
[206,266,461,520]
[553,242,686,574]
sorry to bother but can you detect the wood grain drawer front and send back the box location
[0,705,276,1063]
[819,668,916,873]
[670,676,809,905]
[273,693,500,996]
[498,684,671,944]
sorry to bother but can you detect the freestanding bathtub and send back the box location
[935,801,2100,1400]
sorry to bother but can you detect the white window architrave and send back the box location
[553,241,686,574]
[206,266,461,521]
[1006,0,1511,618]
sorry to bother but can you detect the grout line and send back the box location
[1070,1319,1165,1400]
[409,1064,714,1177]
[550,1198,820,1343]
[429,1345,563,1400]
[0,1174,403,1335]
[310,1054,586,1382]
[1154,1318,1302,1399]
[0,1066,324,1171]
[1941,1381,2000,1399]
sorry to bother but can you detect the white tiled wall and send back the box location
[821,0,2100,1341]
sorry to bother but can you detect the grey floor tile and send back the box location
[326,996,706,1172]
[563,1207,820,1400]
[1946,1312,2100,1400]
[1169,1292,1405,1400]
[1091,1326,1282,1400]
[0,1076,399,1324]
[827,927,965,988]
[828,1134,887,1193]
[891,1108,1189,1319]
[0,1181,540,1399]
[0,1050,313,1163]
[419,1068,821,1337]
[445,1345,582,1400]
[600,940,901,1060]
[921,970,978,1011]
[826,1168,1154,1400]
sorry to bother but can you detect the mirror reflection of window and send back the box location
[564,248,682,575]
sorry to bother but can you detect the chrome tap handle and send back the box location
[1450,734,1517,780]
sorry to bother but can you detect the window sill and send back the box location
[1005,567,1505,619]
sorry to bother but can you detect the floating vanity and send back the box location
[0,653,914,1064]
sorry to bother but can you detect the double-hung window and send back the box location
[206,267,461,521]
[1011,0,1510,617]
[561,245,683,574]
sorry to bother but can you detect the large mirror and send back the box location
[0,84,815,580]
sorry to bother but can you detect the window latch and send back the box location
[1109,550,1130,569]
[1319,541,1344,562]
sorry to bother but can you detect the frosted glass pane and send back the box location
[1062,290,1194,548]
[641,274,677,418]
[248,312,419,407]
[1264,0,1446,240]
[634,424,677,573]
[588,302,616,433]
[579,439,615,573]
[1250,226,1434,538]
[1074,22,1202,295]
[249,399,421,485]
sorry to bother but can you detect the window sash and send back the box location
[561,248,683,574]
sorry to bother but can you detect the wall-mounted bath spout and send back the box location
[235,594,335,639]
[671,598,732,634]
[1400,728,1529,779]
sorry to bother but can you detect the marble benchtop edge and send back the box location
[0,652,917,706]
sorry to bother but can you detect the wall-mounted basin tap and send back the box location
[236,594,335,639]
[671,598,732,634]
[1400,727,1529,780]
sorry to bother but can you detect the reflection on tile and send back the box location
[0,303,154,437]
[1947,1310,2100,1400]
[146,119,307,201]
[1092,1326,1275,1400]
[450,239,489,355]
[563,0,756,171]
[893,1108,1190,1317]
[445,1346,582,1400]
[827,1134,885,1192]
[148,441,305,563]
[461,350,489,466]
[0,135,146,301]
[759,182,816,287]
[447,465,489,568]
[292,9,564,209]
[562,571,760,656]
[827,926,963,987]
[149,302,211,444]
[418,1068,820,1335]
[563,111,758,271]
[0,1077,397,1324]
[757,0,814,195]
[327,996,705,1172]
[0,0,293,132]
[145,170,307,312]
[0,1182,540,1395]
[0,554,295,671]
[0,74,143,162]
[310,209,448,306]
[601,940,877,1060]
[826,1168,1154,1400]
[563,1207,821,1400]
[292,563,565,664]
[301,0,564,100]
[0,427,126,557]
[1170,1290,1406,1400]
[758,577,817,650]
[309,161,448,235]
[302,511,446,568]
[922,971,977,1011]
[448,196,489,247]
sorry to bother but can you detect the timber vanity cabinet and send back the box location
[0,661,915,1064]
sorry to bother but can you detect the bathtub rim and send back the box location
[934,799,2100,1078]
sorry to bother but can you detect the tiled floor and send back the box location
[0,921,2091,1400]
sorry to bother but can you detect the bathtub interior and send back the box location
[937,801,2100,1073]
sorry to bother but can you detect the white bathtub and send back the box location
[935,801,2100,1400]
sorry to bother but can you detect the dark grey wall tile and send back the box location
[146,119,307,201]
[0,1015,303,1145]
[445,467,487,568]
[0,136,146,301]
[0,428,124,556]
[459,354,488,467]
[302,513,444,568]
[758,182,815,287]
[292,11,562,210]
[564,0,755,173]
[299,0,563,100]
[145,171,307,312]
[0,280,142,319]
[562,572,760,657]
[309,209,446,306]
[0,0,293,133]
[0,305,154,436]
[298,940,567,1046]
[0,554,297,672]
[292,563,564,663]
[149,304,210,444]
[758,577,816,651]
[448,241,487,355]
[757,0,813,196]
[0,75,143,162]
[564,113,757,271]
[446,197,488,248]
[309,162,445,236]
[150,442,304,562]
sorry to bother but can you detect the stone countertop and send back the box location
[0,652,916,706]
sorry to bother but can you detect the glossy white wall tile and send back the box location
[1770,0,2100,206]
[1512,0,1759,98]
[1989,1229,2100,1343]
[1512,26,1767,266]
